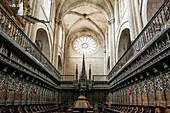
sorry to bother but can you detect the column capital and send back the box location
[55,18,62,25]
[107,18,115,26]
[109,18,115,23]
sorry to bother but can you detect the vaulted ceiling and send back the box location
[55,0,114,43]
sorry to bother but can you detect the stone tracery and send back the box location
[73,36,97,55]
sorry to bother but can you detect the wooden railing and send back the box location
[0,4,61,80]
[108,0,170,80]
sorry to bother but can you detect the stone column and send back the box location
[126,0,136,42]
[105,27,109,74]
[52,21,61,68]
[114,0,119,30]
[108,18,116,70]
[108,21,111,71]
[25,0,35,37]
[29,0,41,42]
[131,0,138,37]
[134,0,143,33]
[111,19,116,66]
[104,44,107,75]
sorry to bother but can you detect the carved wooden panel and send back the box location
[108,92,112,104]
[22,80,28,104]
[7,74,15,104]
[164,72,170,106]
[133,83,137,105]
[155,75,165,106]
[148,76,156,106]
[129,85,133,105]
[142,80,148,105]
[15,78,23,104]
[123,87,126,105]
[0,71,6,105]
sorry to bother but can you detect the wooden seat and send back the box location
[73,111,79,113]
[105,108,124,113]
[87,111,93,113]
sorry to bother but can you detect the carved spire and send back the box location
[89,64,91,81]
[79,54,87,90]
[81,54,86,76]
[76,64,78,82]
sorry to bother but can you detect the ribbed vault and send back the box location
[55,0,114,46]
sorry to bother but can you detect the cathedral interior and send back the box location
[0,0,170,113]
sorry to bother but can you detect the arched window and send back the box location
[118,29,131,60]
[35,28,50,60]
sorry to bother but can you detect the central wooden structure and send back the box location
[73,95,93,113]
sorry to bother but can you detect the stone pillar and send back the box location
[131,0,138,37]
[108,21,111,71]
[29,0,41,42]
[25,0,35,37]
[104,48,107,75]
[134,0,143,33]
[52,21,61,68]
[126,0,136,42]
[115,0,119,30]
[108,18,116,70]
[111,19,116,66]
[105,27,109,74]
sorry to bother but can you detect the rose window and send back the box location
[73,36,97,55]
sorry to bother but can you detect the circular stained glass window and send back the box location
[73,36,97,55]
